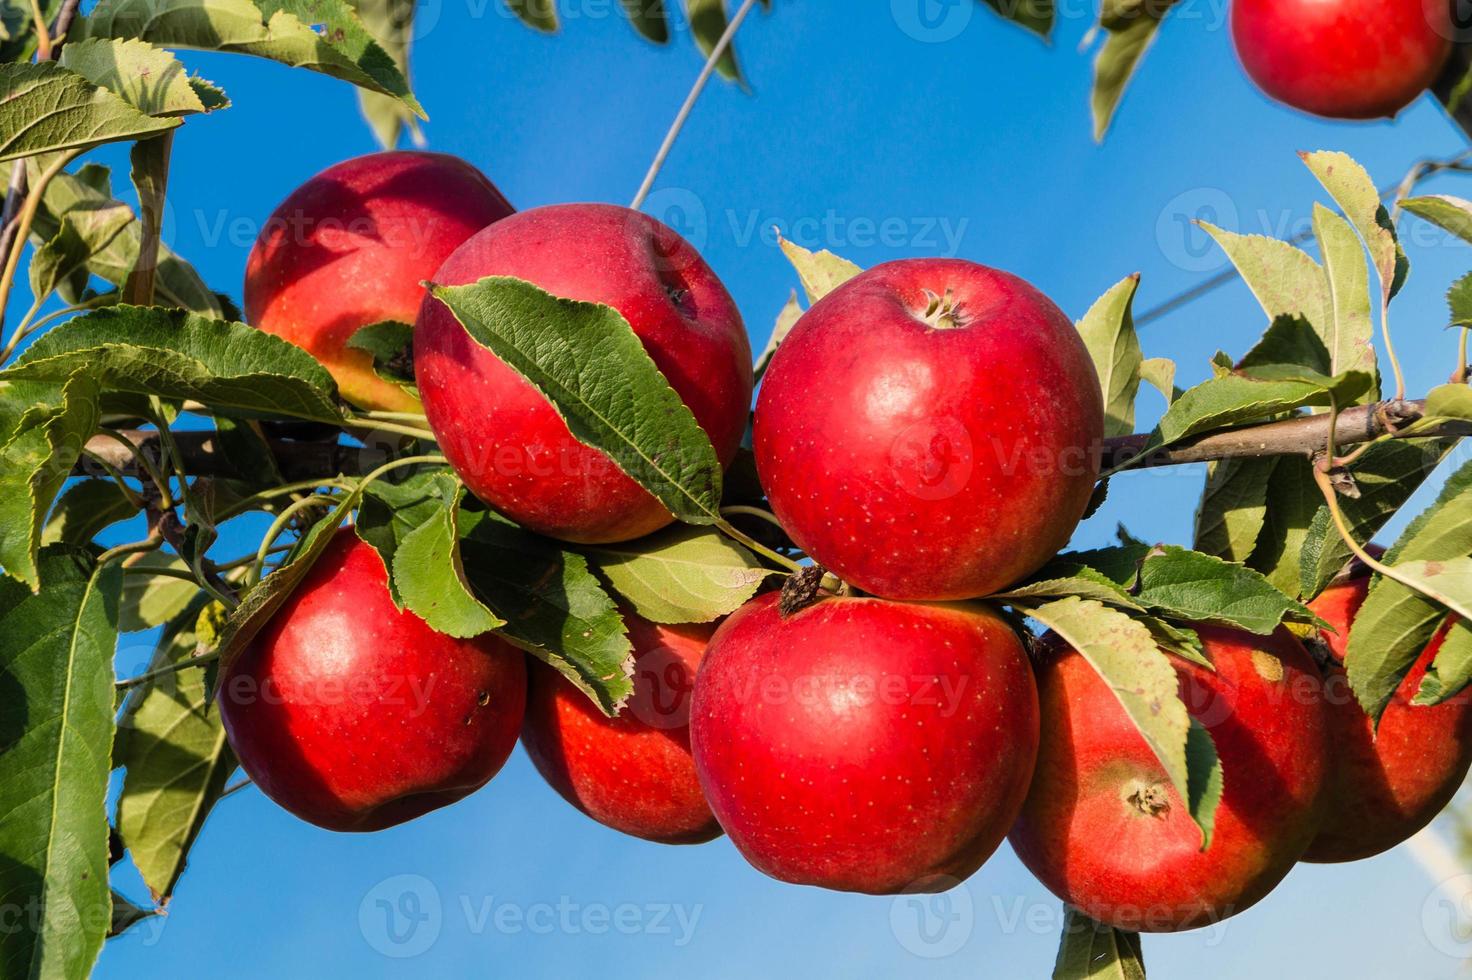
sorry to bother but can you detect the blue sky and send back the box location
[76,2,1472,977]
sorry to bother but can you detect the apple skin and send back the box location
[752,259,1103,601]
[1009,626,1329,932]
[217,530,527,832]
[1303,571,1472,863]
[688,593,1039,894]
[244,151,514,412]
[520,612,721,844]
[414,204,753,544]
[1231,0,1453,120]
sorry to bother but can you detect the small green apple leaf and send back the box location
[116,600,236,901]
[119,553,201,633]
[1090,0,1180,141]
[1425,383,1472,421]
[1347,458,1472,719]
[0,548,120,980]
[1,159,222,316]
[981,0,1053,37]
[1193,457,1273,563]
[350,0,422,148]
[1042,542,1152,588]
[1448,273,1472,328]
[429,275,723,525]
[1301,150,1408,302]
[0,372,101,589]
[1312,204,1379,396]
[1184,716,1224,849]
[1137,544,1321,635]
[29,201,133,306]
[1076,274,1144,439]
[80,0,425,116]
[506,0,557,31]
[581,525,774,624]
[1247,456,1321,598]
[1,306,343,423]
[459,510,634,714]
[391,476,503,638]
[59,38,229,117]
[685,0,743,81]
[777,236,862,305]
[994,565,1147,612]
[1139,357,1177,406]
[1019,596,1219,841]
[753,289,803,381]
[1139,615,1210,669]
[1299,439,1453,599]
[42,479,140,548]
[1053,907,1146,980]
[1415,619,1472,706]
[1198,223,1330,331]
[620,0,670,42]
[1401,194,1472,246]
[356,467,455,607]
[0,60,178,162]
[1237,314,1331,375]
[346,319,416,387]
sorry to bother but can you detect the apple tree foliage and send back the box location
[0,4,1469,980]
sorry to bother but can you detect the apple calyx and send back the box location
[918,287,972,330]
[1126,782,1171,818]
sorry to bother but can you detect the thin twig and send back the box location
[629,0,761,210]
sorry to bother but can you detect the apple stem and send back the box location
[628,0,762,211]
[715,517,803,573]
[116,648,222,692]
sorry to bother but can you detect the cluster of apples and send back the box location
[1231,0,1455,120]
[222,150,1472,934]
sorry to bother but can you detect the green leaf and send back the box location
[1139,357,1177,406]
[981,0,1053,37]
[392,475,503,638]
[116,601,236,901]
[1425,383,1472,421]
[1416,619,1472,706]
[1150,365,1373,449]
[1402,194,1472,245]
[1193,457,1273,562]
[1449,273,1472,328]
[506,0,557,31]
[1053,907,1146,980]
[995,566,1147,612]
[1312,204,1379,397]
[1139,615,1210,669]
[753,289,802,381]
[0,548,120,980]
[59,38,229,117]
[619,0,669,41]
[355,468,450,605]
[119,553,200,632]
[429,276,722,524]
[1090,0,1180,140]
[1238,313,1330,375]
[80,0,425,115]
[1076,274,1143,439]
[777,236,862,305]
[346,319,415,388]
[1136,545,1321,635]
[1,305,343,423]
[28,201,133,306]
[460,511,634,714]
[1301,150,1407,301]
[349,0,422,148]
[1247,455,1321,598]
[109,891,159,938]
[1044,542,1151,588]
[582,525,772,624]
[1199,223,1329,330]
[0,61,178,162]
[0,373,101,589]
[41,479,140,547]
[1021,596,1219,840]
[1299,440,1452,599]
[1347,459,1472,719]
[685,0,742,81]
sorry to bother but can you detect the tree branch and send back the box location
[77,430,390,483]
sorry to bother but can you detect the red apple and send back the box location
[244,151,514,412]
[1009,627,1329,932]
[1231,0,1453,120]
[218,530,526,832]
[414,204,753,544]
[1303,569,1472,862]
[753,259,1103,601]
[689,592,1039,894]
[521,612,721,844]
